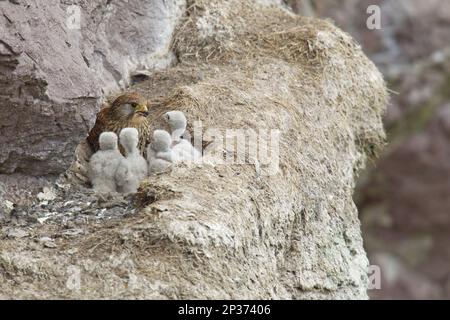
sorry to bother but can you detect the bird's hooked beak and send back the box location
[136,104,149,117]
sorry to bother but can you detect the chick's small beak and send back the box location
[136,104,149,117]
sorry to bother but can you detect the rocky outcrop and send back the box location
[0,0,387,299]
[0,0,185,187]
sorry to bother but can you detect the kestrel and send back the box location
[87,92,151,155]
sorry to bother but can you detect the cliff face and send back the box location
[0,0,185,200]
[0,0,387,299]
[290,0,450,299]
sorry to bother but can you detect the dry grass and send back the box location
[1,0,388,299]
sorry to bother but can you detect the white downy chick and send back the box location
[88,132,124,193]
[147,129,173,174]
[163,110,201,163]
[115,128,148,194]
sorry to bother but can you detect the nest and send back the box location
[1,0,388,299]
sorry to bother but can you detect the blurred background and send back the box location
[285,0,450,299]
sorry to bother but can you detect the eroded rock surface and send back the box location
[0,0,185,186]
[0,0,387,299]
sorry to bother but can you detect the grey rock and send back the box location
[39,236,58,248]
[0,0,185,177]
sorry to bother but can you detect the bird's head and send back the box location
[110,92,149,121]
[163,111,187,130]
[152,129,172,152]
[119,127,139,154]
[163,111,187,142]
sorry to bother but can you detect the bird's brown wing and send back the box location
[87,106,111,152]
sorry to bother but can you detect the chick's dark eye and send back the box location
[167,115,170,120]
[131,103,138,108]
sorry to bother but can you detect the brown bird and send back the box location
[87,92,151,155]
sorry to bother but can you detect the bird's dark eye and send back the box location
[131,103,138,108]
[167,115,170,120]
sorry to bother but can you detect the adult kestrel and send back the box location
[87,92,151,155]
